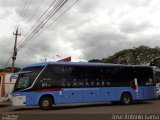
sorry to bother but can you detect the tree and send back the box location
[88,59,102,63]
[0,67,21,73]
[102,45,160,66]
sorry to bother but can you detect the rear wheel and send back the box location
[121,93,132,105]
[39,96,53,110]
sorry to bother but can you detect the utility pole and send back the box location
[11,28,21,73]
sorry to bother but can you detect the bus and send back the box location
[11,62,157,110]
[0,72,17,102]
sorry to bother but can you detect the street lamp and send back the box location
[56,55,62,60]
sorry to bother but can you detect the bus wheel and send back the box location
[39,96,53,110]
[121,93,132,105]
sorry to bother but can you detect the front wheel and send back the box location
[121,93,132,105]
[39,96,53,110]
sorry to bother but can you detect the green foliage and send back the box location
[89,45,160,66]
[88,59,102,63]
[0,69,4,72]
[0,67,21,73]
[14,67,21,72]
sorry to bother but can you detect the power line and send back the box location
[17,0,44,47]
[5,0,28,56]
[18,48,36,58]
[17,0,58,46]
[27,0,44,23]
[19,0,79,51]
[18,0,68,50]
[4,56,12,68]
[21,0,33,22]
[5,38,14,54]
[16,0,28,28]
[4,0,58,67]
[31,0,79,41]
[4,0,29,68]
[20,0,33,25]
[5,0,79,67]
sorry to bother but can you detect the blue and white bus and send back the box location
[11,62,157,110]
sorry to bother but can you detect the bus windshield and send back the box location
[13,66,44,92]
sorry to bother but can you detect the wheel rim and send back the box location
[124,97,130,104]
[43,100,49,107]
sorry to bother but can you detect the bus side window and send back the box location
[118,67,134,84]
[72,66,89,87]
[135,67,154,86]
[35,65,64,88]
[63,66,73,87]
[104,67,134,87]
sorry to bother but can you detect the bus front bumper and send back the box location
[0,97,8,103]
[12,95,26,106]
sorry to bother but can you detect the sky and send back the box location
[0,0,160,68]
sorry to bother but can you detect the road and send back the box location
[0,100,160,120]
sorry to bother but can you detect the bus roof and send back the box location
[23,62,152,68]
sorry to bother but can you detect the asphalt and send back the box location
[0,100,160,120]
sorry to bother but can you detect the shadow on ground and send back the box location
[0,102,11,108]
[12,101,152,111]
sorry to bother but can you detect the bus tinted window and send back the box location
[22,66,44,72]
[134,67,154,86]
[35,65,64,88]
[34,65,154,89]
[102,67,134,86]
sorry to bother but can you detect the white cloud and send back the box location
[0,0,160,67]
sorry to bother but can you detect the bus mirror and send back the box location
[12,75,18,80]
[10,75,18,82]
